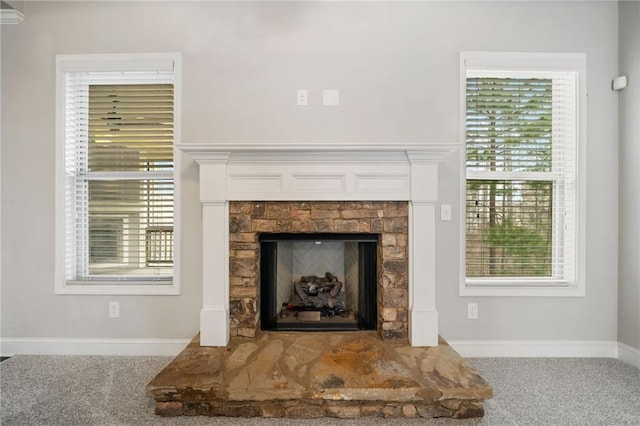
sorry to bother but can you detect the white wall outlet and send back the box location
[467,302,478,320]
[108,301,120,318]
[297,89,308,106]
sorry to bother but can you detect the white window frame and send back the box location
[55,53,182,295]
[459,52,586,297]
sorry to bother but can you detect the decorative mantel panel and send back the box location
[179,143,455,347]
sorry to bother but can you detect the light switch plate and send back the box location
[322,89,339,106]
[441,204,452,221]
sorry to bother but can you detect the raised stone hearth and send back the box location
[147,333,492,419]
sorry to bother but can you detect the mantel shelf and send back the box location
[177,143,458,164]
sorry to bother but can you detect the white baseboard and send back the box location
[448,340,619,358]
[618,342,640,369]
[0,337,191,357]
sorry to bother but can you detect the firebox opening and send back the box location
[260,233,377,332]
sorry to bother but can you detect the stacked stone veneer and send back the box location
[229,201,409,339]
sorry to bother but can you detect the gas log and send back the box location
[286,272,346,317]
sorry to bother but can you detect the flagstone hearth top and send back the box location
[147,332,492,419]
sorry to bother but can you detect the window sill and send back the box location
[460,282,585,297]
[55,281,179,296]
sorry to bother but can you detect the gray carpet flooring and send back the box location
[1,355,639,425]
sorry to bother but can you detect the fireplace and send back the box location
[228,201,409,338]
[259,233,378,331]
[179,143,455,347]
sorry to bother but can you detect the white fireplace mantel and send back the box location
[179,143,457,347]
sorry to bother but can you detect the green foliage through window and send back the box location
[466,78,554,278]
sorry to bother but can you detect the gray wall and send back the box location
[1,1,619,343]
[618,0,640,351]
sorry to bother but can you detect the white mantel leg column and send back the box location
[200,202,229,346]
[196,155,230,346]
[407,151,440,346]
[409,202,439,346]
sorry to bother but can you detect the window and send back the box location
[459,52,586,297]
[56,53,181,295]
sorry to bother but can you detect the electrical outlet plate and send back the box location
[297,89,308,106]
[108,301,120,318]
[467,303,478,320]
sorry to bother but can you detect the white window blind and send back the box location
[64,71,175,283]
[465,69,578,286]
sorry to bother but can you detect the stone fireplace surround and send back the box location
[229,200,408,338]
[179,143,454,347]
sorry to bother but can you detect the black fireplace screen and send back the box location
[259,233,377,331]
